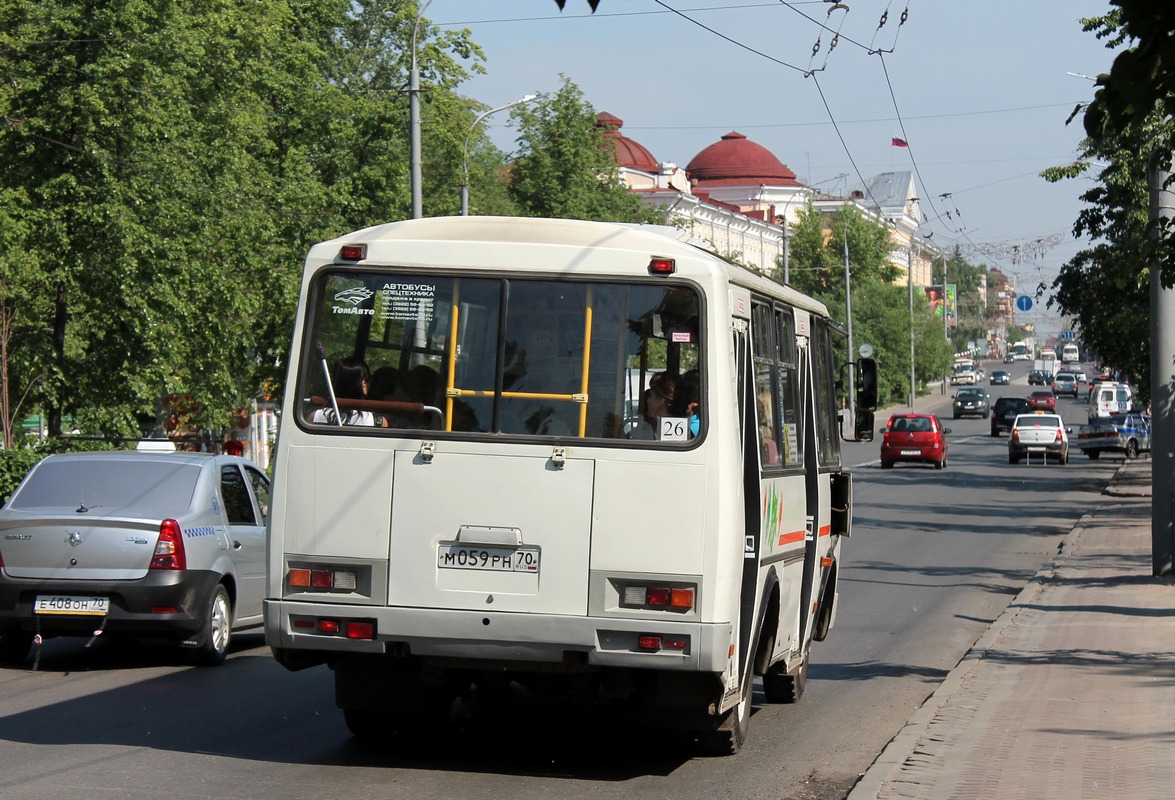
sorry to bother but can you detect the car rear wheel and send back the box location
[1125,440,1139,459]
[1087,450,1100,460]
[881,460,893,469]
[1009,453,1020,465]
[191,584,232,667]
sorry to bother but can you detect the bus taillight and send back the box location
[623,584,695,610]
[288,567,358,591]
[637,634,688,651]
[648,257,675,275]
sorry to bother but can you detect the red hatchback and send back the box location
[1028,389,1057,412]
[880,413,951,470]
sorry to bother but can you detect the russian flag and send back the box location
[892,136,909,148]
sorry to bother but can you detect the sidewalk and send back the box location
[848,457,1174,799]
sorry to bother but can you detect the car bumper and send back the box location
[1009,442,1068,458]
[880,446,945,463]
[0,570,222,639]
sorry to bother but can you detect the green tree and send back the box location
[0,1,493,440]
[508,77,660,223]
[1042,10,1173,398]
[1043,122,1155,396]
[785,204,949,403]
[784,203,898,296]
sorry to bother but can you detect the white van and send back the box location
[1089,382,1132,422]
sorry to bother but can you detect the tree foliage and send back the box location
[786,204,951,403]
[507,77,659,223]
[1044,10,1175,400]
[0,0,495,440]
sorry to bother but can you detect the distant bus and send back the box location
[1009,343,1030,361]
[1040,346,1056,362]
[1061,342,1080,363]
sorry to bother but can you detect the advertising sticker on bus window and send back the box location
[380,282,436,321]
[671,331,692,343]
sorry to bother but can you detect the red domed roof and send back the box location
[597,112,658,172]
[686,131,798,184]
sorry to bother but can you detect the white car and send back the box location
[0,451,269,666]
[1008,413,1070,465]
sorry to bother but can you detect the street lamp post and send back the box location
[409,0,432,220]
[461,94,536,216]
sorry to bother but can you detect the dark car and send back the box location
[1028,370,1054,386]
[989,370,1010,386]
[1004,354,1015,363]
[991,396,1031,436]
[1029,389,1057,411]
[952,387,990,419]
[879,413,951,470]
[0,451,269,666]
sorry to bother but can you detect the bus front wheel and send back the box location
[763,651,808,704]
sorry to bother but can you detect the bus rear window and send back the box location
[298,272,702,442]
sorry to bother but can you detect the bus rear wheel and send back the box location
[696,677,751,756]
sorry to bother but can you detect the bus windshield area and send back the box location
[298,271,702,442]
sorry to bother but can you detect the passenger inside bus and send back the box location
[312,356,376,426]
[674,370,701,438]
[643,371,676,427]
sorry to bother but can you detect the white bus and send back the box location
[264,217,877,754]
[1061,342,1080,363]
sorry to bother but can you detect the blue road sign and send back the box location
[1060,331,1075,340]
[1015,294,1033,312]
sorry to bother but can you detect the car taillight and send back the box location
[1055,429,1064,442]
[150,519,187,570]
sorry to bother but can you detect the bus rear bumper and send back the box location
[264,599,732,673]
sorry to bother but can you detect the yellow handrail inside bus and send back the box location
[578,286,593,437]
[444,280,460,432]
[439,284,594,436]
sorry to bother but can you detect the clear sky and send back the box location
[430,1,1118,338]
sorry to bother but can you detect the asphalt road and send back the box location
[0,362,1117,800]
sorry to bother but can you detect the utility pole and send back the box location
[1149,159,1174,576]
[908,243,915,407]
[942,255,949,342]
[844,235,855,424]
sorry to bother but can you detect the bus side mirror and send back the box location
[857,357,878,411]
